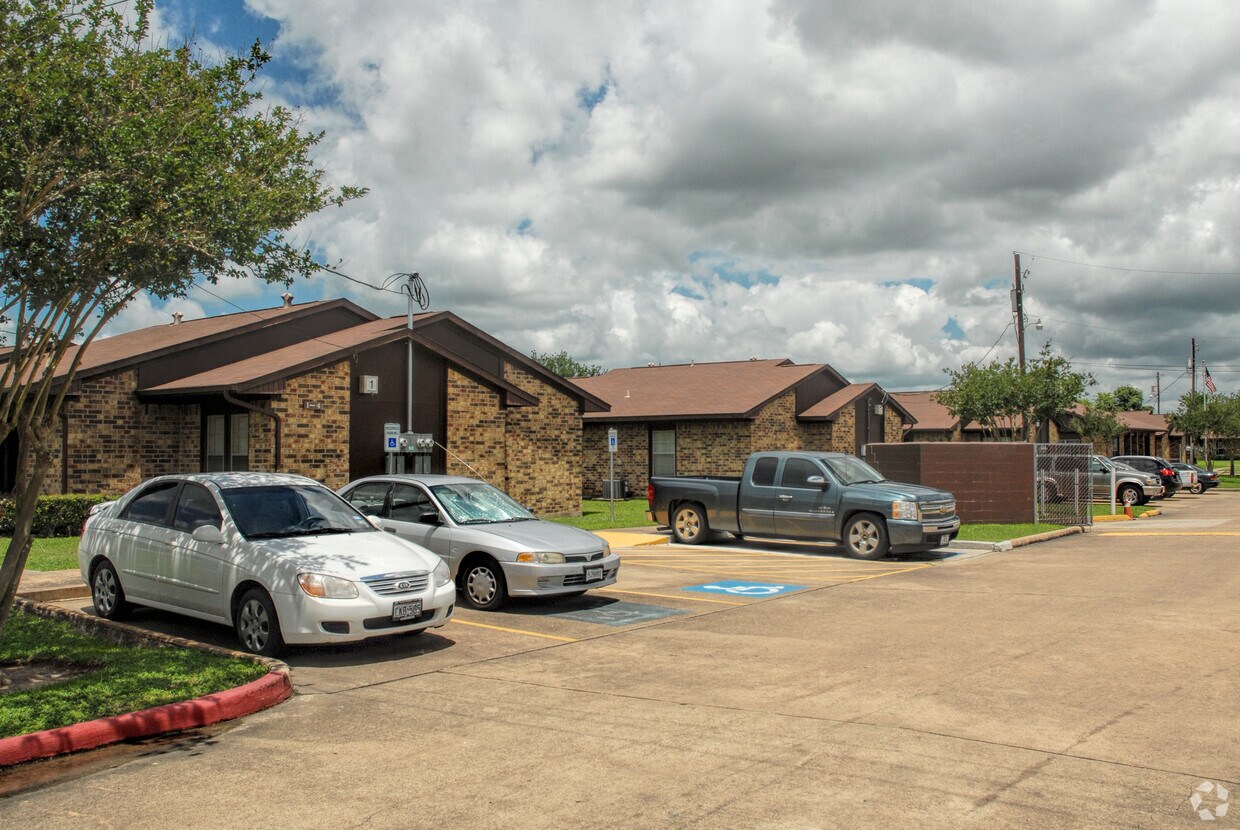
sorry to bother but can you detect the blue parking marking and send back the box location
[552,601,685,627]
[683,580,805,597]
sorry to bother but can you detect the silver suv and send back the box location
[1091,455,1162,506]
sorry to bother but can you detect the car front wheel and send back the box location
[461,559,507,611]
[235,588,286,657]
[1118,485,1141,507]
[843,513,889,560]
[91,560,133,620]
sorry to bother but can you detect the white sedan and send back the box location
[78,472,455,656]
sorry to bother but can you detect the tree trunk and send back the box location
[0,433,54,642]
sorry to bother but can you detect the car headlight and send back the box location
[298,573,359,599]
[602,541,611,557]
[515,551,566,564]
[891,500,921,521]
[433,558,451,588]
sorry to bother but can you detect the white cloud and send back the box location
[134,0,1240,407]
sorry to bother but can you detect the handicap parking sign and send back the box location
[683,580,805,597]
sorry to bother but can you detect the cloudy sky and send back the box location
[119,0,1240,409]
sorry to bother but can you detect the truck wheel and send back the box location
[843,513,889,560]
[672,504,709,545]
[1118,485,1140,506]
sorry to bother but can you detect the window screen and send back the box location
[651,429,676,477]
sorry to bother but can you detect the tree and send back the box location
[0,0,363,641]
[1070,401,1126,453]
[531,350,603,378]
[1112,384,1145,411]
[939,344,1092,441]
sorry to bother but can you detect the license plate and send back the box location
[585,566,604,582]
[392,598,423,622]
[939,534,949,546]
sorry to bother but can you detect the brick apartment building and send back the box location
[572,359,911,498]
[4,298,606,515]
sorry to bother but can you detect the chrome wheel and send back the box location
[235,588,285,656]
[844,514,889,561]
[672,504,707,544]
[91,560,131,620]
[93,567,117,615]
[462,562,506,611]
[1119,485,1140,506]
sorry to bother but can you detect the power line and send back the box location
[1015,251,1240,276]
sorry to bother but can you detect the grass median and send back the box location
[0,608,268,738]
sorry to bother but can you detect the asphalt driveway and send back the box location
[4,492,1238,827]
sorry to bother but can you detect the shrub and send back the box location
[0,494,118,537]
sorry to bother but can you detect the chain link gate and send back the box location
[1034,443,1092,526]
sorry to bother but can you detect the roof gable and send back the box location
[574,359,836,421]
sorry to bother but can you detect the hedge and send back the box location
[0,494,118,537]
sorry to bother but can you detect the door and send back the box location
[166,483,229,617]
[116,480,182,602]
[739,455,780,535]
[1090,457,1109,500]
[773,457,841,540]
[382,483,454,568]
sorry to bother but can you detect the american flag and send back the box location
[1204,365,1217,394]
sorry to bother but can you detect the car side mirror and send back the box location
[805,475,829,489]
[418,510,441,526]
[191,525,225,544]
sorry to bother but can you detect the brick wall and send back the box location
[503,364,581,517]
[47,370,199,495]
[884,410,904,444]
[446,366,582,516]
[583,422,647,499]
[751,392,801,451]
[677,421,751,477]
[267,362,351,488]
[446,368,507,487]
[865,442,1035,523]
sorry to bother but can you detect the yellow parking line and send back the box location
[1097,532,1240,537]
[450,618,577,642]
[836,564,932,582]
[597,588,746,605]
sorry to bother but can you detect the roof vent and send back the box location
[750,356,758,361]
[282,292,294,307]
[647,361,655,367]
[170,312,183,325]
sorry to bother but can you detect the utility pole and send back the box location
[1189,338,1198,462]
[1152,371,1160,414]
[1012,252,1026,372]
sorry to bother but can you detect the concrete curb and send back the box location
[1,599,292,768]
[0,670,291,767]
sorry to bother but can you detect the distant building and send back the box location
[572,359,911,498]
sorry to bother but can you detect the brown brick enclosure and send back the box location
[865,442,1036,523]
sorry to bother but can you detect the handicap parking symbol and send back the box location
[683,580,804,597]
[387,437,398,449]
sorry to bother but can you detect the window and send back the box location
[122,481,180,525]
[344,482,390,517]
[205,413,250,472]
[780,458,822,489]
[172,483,222,532]
[750,457,778,487]
[651,429,676,477]
[390,484,433,521]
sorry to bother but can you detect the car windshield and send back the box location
[221,484,375,539]
[429,482,536,524]
[820,456,885,485]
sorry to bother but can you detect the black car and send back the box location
[1171,462,1219,494]
[1113,455,1181,497]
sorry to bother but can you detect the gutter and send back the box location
[223,391,281,472]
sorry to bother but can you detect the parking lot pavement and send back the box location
[12,495,1240,827]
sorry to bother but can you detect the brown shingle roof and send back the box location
[42,299,377,381]
[892,390,960,432]
[139,317,412,393]
[798,383,916,424]
[574,359,830,421]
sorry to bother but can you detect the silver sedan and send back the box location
[339,475,620,610]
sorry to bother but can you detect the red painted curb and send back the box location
[0,670,292,768]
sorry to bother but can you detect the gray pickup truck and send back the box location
[647,451,960,559]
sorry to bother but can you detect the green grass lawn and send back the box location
[0,608,268,737]
[550,499,652,531]
[0,537,80,571]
